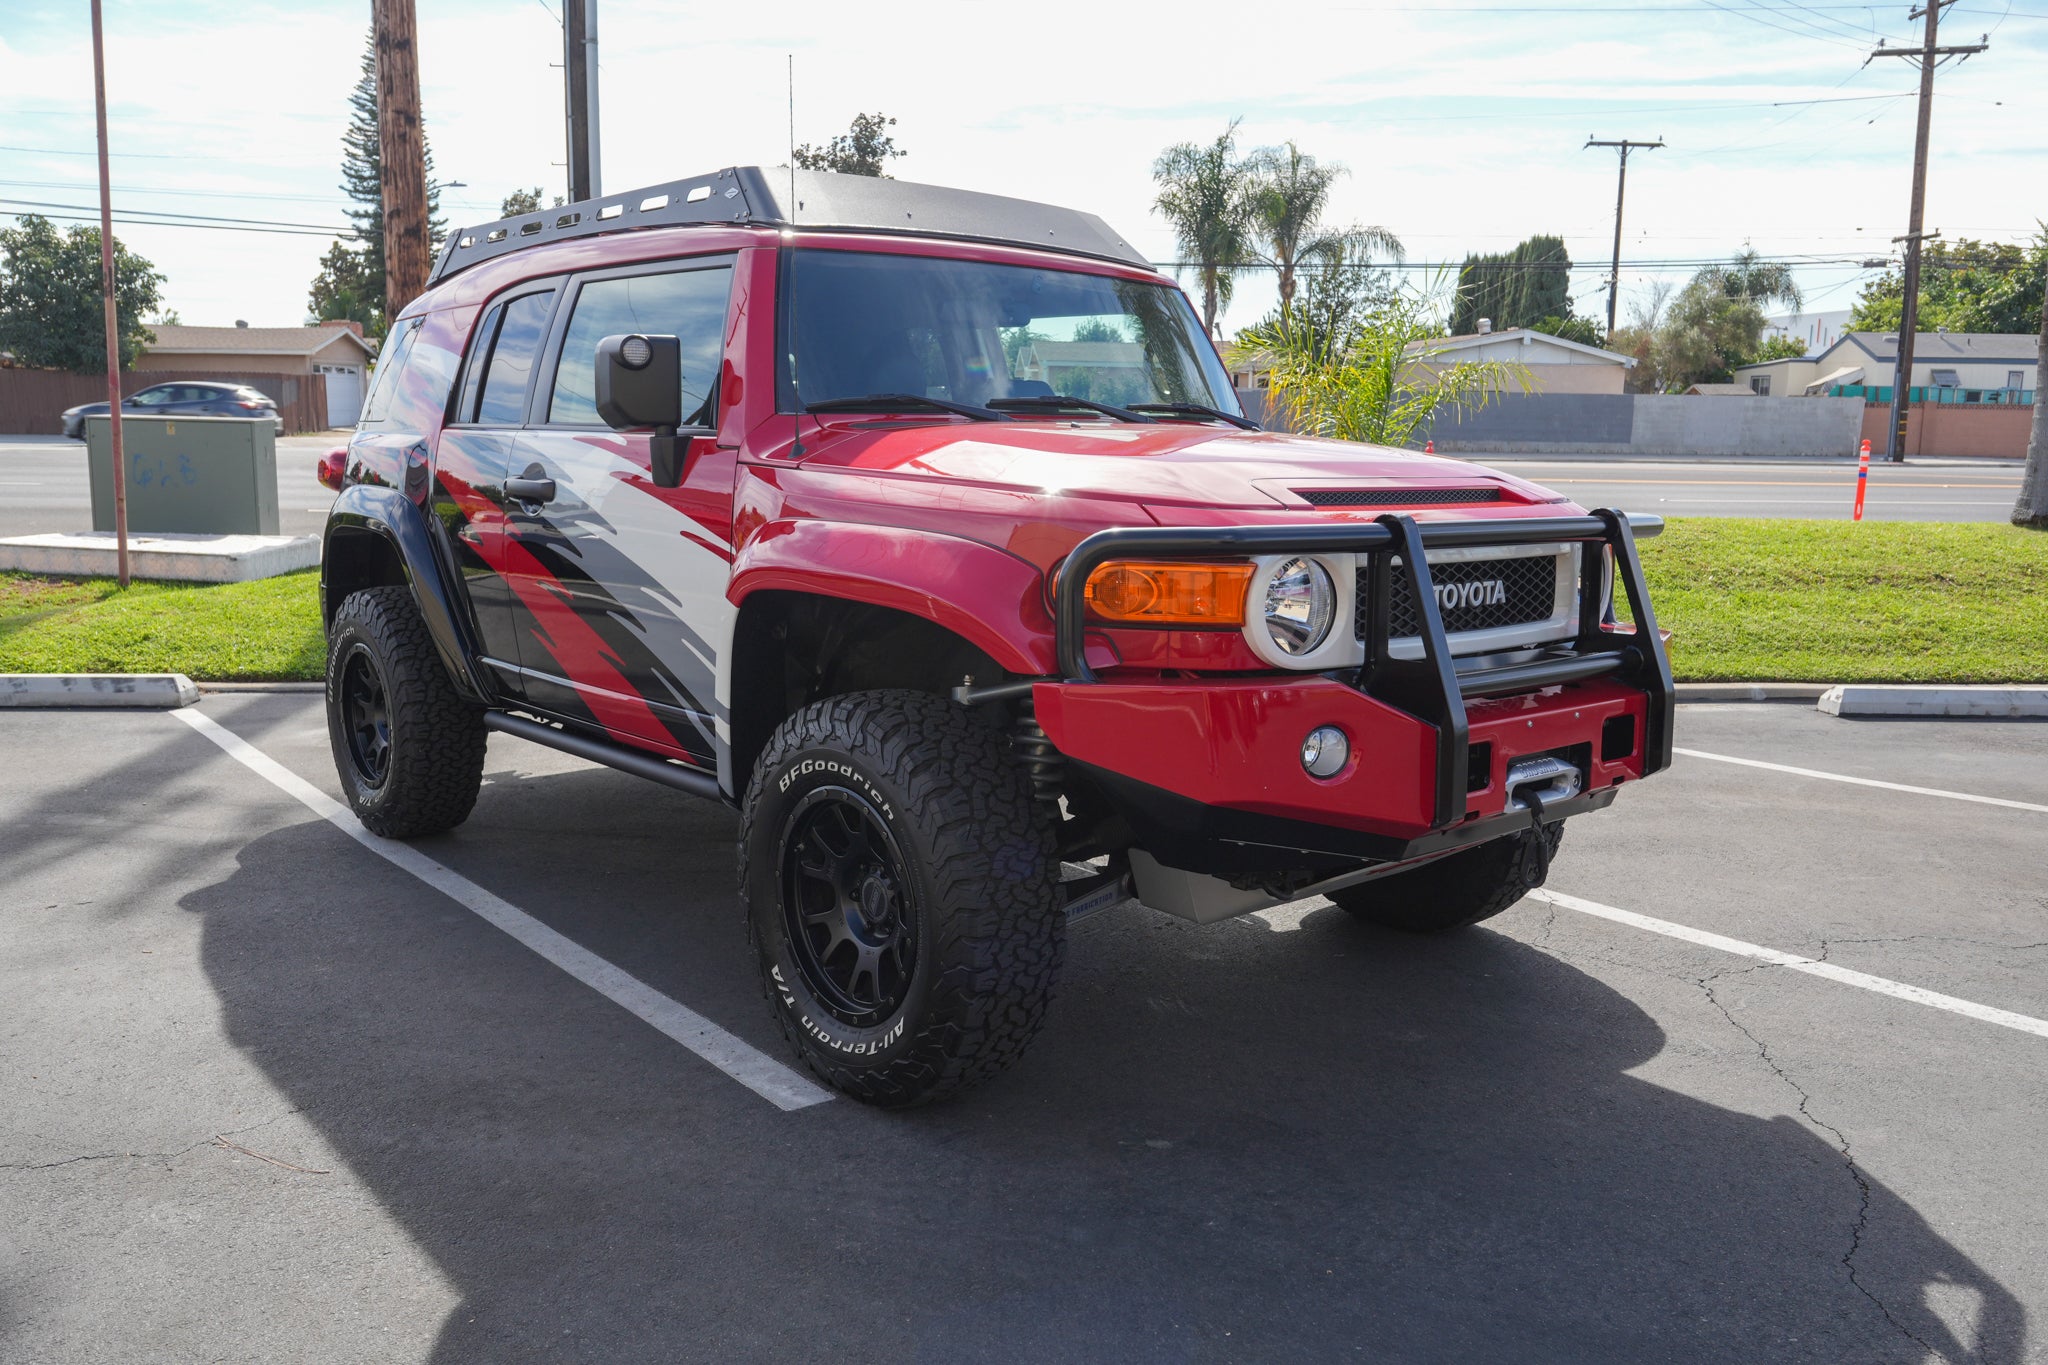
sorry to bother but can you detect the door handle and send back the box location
[505,476,557,504]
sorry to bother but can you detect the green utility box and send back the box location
[85,414,280,535]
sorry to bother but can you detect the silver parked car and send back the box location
[61,382,284,440]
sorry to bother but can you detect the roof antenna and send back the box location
[787,52,803,458]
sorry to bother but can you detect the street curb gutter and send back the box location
[0,673,199,709]
[1820,685,2048,718]
[1676,683,1832,703]
[198,681,324,693]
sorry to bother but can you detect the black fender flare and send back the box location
[322,483,491,703]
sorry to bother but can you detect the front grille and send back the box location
[1362,553,1561,640]
[1298,487,1501,508]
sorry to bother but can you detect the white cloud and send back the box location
[3,0,2040,332]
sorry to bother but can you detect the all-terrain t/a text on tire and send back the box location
[740,690,1065,1107]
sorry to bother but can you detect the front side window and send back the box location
[776,250,1238,415]
[548,266,733,426]
[475,291,556,425]
[130,386,175,407]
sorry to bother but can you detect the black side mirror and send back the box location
[595,333,687,487]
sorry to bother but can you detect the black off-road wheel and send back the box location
[325,585,488,839]
[740,690,1065,1107]
[1327,823,1564,934]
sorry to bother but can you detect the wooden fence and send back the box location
[0,368,330,436]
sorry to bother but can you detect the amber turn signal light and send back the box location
[1083,560,1253,627]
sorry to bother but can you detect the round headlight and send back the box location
[1263,557,1336,656]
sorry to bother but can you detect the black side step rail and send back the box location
[1052,510,1674,832]
[484,711,725,803]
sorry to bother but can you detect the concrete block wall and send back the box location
[1242,387,1876,457]
[1418,393,1864,457]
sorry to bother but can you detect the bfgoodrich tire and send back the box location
[325,585,487,839]
[1327,823,1564,934]
[740,689,1064,1107]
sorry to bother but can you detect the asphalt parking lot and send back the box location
[4,696,2045,1363]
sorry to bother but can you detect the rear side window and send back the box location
[547,266,731,426]
[359,323,420,425]
[475,291,556,425]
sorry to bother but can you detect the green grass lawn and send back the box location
[0,569,324,681]
[1,518,2044,683]
[1636,519,2048,682]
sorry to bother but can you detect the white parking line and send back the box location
[170,708,833,1111]
[1531,889,2048,1041]
[1675,746,2048,815]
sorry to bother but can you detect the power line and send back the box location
[0,177,352,207]
[0,142,214,160]
[2,210,341,239]
[0,196,347,232]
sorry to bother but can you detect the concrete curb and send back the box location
[1675,683,1833,703]
[0,673,199,709]
[197,681,324,693]
[1819,685,2048,718]
[0,531,320,584]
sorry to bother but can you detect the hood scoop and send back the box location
[1295,486,1503,508]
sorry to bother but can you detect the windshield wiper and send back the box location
[986,395,1157,424]
[806,393,1006,422]
[1126,402,1261,431]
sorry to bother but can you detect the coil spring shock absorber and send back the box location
[1013,699,1066,811]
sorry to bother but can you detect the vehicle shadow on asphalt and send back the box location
[177,765,2026,1365]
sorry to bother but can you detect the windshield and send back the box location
[777,249,1239,416]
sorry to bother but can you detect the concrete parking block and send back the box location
[0,672,199,708]
[0,531,319,583]
[1819,683,2048,717]
[1676,682,1832,703]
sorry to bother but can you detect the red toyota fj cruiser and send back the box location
[319,167,1672,1106]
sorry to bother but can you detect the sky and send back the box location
[2,0,2043,340]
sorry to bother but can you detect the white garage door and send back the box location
[318,364,365,427]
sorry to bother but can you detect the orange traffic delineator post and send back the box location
[1853,438,1870,521]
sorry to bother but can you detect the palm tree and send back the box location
[1153,121,1258,339]
[1248,142,1403,312]
[1699,246,1803,312]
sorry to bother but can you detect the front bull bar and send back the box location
[1052,509,1675,834]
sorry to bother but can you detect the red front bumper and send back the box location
[1033,674,1650,846]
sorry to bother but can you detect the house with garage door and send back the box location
[134,321,378,427]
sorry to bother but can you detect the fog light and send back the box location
[1301,725,1349,778]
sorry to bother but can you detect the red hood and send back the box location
[791,420,1567,512]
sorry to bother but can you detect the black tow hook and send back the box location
[1521,790,1553,889]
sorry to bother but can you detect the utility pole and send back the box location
[564,0,601,202]
[1869,1,1987,461]
[374,0,430,320]
[88,0,128,588]
[1584,138,1664,337]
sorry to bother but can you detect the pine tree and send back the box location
[340,31,446,285]
[1451,235,1576,335]
[311,32,446,337]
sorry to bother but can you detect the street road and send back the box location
[1482,454,2024,523]
[4,697,2045,1362]
[0,438,2026,534]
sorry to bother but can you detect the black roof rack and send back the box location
[428,166,1150,286]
